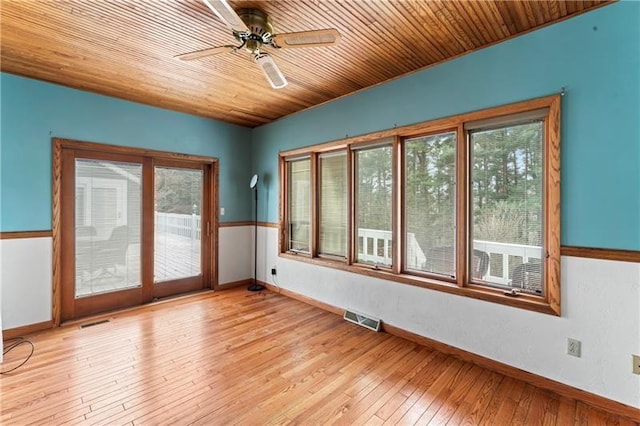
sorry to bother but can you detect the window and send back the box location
[404,131,456,278]
[319,151,347,257]
[287,157,311,252]
[355,142,393,267]
[468,114,545,295]
[280,95,560,315]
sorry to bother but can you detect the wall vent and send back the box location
[343,310,381,332]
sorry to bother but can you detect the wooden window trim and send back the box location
[279,95,561,316]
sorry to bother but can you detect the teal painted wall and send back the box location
[0,74,253,231]
[252,2,640,251]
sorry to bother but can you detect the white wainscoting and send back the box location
[0,239,3,363]
[257,225,640,409]
[0,237,53,330]
[218,225,252,285]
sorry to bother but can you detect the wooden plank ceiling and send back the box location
[1,0,610,128]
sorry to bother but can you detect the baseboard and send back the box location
[2,320,54,340]
[217,278,253,290]
[264,283,343,316]
[262,281,640,422]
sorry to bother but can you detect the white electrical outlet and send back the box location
[567,338,581,357]
[633,354,640,375]
[220,207,225,215]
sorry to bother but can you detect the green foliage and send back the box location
[356,145,393,231]
[405,132,456,251]
[155,167,202,215]
[473,200,541,245]
[356,121,544,250]
[471,122,543,246]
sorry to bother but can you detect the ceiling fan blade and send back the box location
[272,28,340,49]
[254,54,287,89]
[202,0,249,33]
[175,46,233,61]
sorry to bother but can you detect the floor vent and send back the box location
[343,310,381,332]
[80,319,110,329]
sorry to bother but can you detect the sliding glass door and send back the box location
[59,142,215,322]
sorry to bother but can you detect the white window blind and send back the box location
[469,120,544,294]
[319,151,347,257]
[404,131,457,277]
[75,159,142,298]
[154,166,203,282]
[288,158,311,252]
[355,142,393,267]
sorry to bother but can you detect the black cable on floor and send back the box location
[1,337,34,374]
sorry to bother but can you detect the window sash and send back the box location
[403,131,457,279]
[287,158,312,253]
[468,119,546,295]
[354,143,393,267]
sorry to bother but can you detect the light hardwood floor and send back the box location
[1,288,637,425]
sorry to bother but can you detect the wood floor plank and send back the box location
[396,359,467,424]
[424,364,484,425]
[479,376,520,424]
[1,287,636,426]
[443,368,492,424]
[492,377,527,424]
[512,384,537,425]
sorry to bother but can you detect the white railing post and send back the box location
[191,212,196,241]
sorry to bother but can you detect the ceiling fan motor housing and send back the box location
[234,8,274,54]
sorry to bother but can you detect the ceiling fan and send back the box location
[176,0,341,89]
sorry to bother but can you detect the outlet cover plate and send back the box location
[567,338,581,357]
[633,354,640,374]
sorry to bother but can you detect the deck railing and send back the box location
[155,212,201,240]
[473,239,541,286]
[154,214,540,289]
[356,228,541,287]
[356,228,426,269]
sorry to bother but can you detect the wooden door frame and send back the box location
[52,138,219,325]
